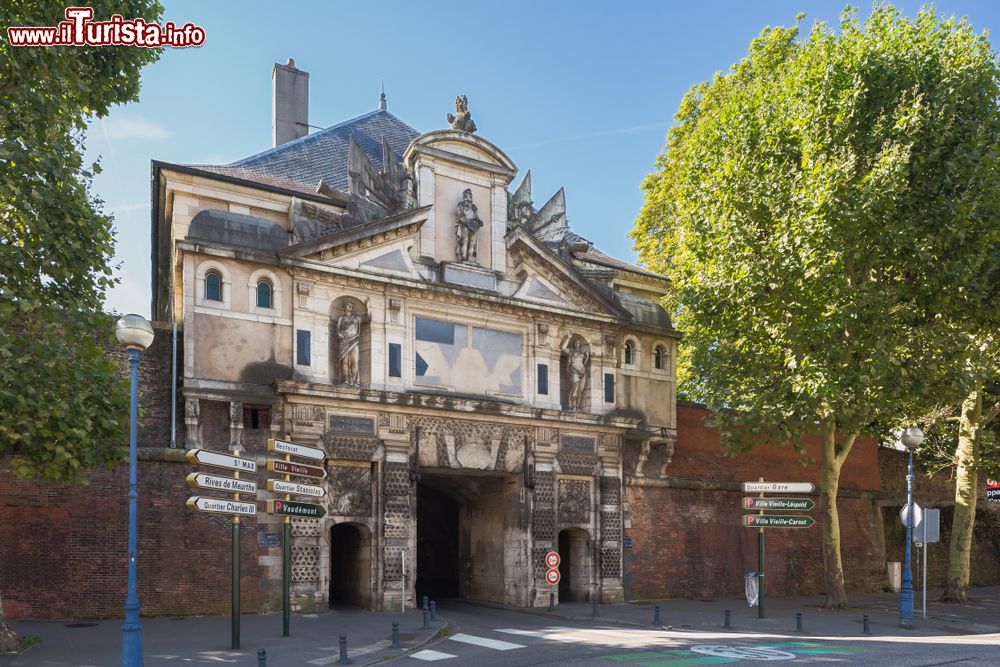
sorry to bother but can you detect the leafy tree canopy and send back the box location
[0,1,163,481]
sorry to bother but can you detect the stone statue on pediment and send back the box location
[561,336,590,410]
[447,95,477,133]
[337,300,369,385]
[455,188,483,263]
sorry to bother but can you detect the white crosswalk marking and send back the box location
[449,632,526,650]
[494,628,548,638]
[411,649,458,661]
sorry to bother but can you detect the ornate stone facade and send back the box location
[156,68,678,611]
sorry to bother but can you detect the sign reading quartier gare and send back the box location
[152,62,678,611]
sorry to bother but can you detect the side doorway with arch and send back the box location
[329,522,372,608]
[557,528,591,602]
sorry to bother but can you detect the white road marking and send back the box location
[449,632,525,650]
[411,649,457,661]
[495,628,548,637]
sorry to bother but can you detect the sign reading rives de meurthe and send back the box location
[186,472,257,495]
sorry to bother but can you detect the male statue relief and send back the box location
[561,337,590,410]
[337,301,368,385]
[455,188,483,263]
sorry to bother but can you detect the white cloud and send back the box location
[100,117,169,142]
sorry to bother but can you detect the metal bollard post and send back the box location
[257,649,266,667]
[391,621,401,649]
[339,633,349,665]
[430,600,437,621]
[724,608,731,629]
[653,604,661,625]
[422,607,429,628]
[863,614,871,635]
[592,598,598,617]
[796,611,803,633]
[422,595,429,611]
[549,591,554,611]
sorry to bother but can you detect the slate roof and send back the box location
[213,109,420,194]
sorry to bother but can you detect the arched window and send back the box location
[654,345,665,370]
[256,278,273,309]
[204,271,222,302]
[623,340,635,366]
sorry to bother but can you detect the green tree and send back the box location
[633,6,1000,608]
[0,0,163,650]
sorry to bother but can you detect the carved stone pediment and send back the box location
[411,416,532,472]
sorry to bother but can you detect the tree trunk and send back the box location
[818,421,855,609]
[0,592,19,653]
[943,388,982,602]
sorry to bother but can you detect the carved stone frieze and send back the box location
[558,478,591,524]
[556,452,599,476]
[327,463,372,516]
[325,435,378,461]
[410,416,532,472]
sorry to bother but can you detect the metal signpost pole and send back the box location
[900,447,915,627]
[282,451,291,638]
[232,470,240,650]
[401,550,406,613]
[922,519,928,619]
[758,478,765,619]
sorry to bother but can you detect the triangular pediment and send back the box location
[506,227,629,319]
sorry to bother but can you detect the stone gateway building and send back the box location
[152,61,679,612]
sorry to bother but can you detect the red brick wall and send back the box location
[623,403,885,600]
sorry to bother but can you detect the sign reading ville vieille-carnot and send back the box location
[743,514,814,528]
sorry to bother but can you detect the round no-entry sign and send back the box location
[545,551,560,569]
[545,568,561,585]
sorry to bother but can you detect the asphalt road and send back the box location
[406,601,999,667]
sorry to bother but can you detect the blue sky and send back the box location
[85,0,1000,317]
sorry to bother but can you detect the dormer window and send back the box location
[256,278,273,309]
[204,271,222,302]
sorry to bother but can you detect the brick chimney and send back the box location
[272,58,309,147]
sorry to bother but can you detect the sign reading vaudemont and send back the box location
[267,499,325,518]
[742,481,815,494]
[267,438,325,461]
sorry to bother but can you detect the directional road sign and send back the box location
[743,514,814,528]
[186,449,257,473]
[545,568,561,585]
[743,497,815,511]
[545,551,561,569]
[186,472,257,495]
[267,479,326,498]
[267,438,325,461]
[187,496,257,517]
[989,479,1000,504]
[742,481,815,494]
[267,499,326,518]
[267,459,326,479]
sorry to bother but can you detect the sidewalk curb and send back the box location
[363,617,453,666]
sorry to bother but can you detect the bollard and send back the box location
[422,595,429,611]
[653,604,661,625]
[549,591,554,611]
[430,600,437,621]
[391,621,401,649]
[796,611,803,633]
[592,598,598,617]
[863,613,871,635]
[257,649,266,667]
[724,608,732,629]
[422,607,429,628]
[339,633,349,665]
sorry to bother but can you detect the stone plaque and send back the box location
[561,435,595,453]
[329,415,375,436]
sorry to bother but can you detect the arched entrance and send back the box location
[330,522,371,608]
[416,482,460,600]
[558,528,591,602]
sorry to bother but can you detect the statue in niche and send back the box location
[446,94,477,133]
[455,188,483,263]
[337,300,369,385]
[561,337,591,410]
[184,398,201,449]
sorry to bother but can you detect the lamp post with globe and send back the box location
[899,426,924,628]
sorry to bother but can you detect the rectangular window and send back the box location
[604,373,615,403]
[389,343,402,378]
[296,329,311,366]
[537,363,548,395]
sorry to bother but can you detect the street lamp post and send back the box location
[116,315,154,667]
[899,426,924,629]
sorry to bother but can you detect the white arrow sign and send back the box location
[186,496,257,516]
[267,479,326,498]
[186,449,257,473]
[742,481,816,494]
[186,472,257,495]
[267,438,325,461]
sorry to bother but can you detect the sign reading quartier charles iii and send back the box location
[267,438,325,461]
[186,472,257,495]
[743,514,814,528]
[186,449,257,473]
[267,499,326,518]
[187,496,257,516]
[743,497,815,511]
[742,481,815,494]
[267,479,326,498]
